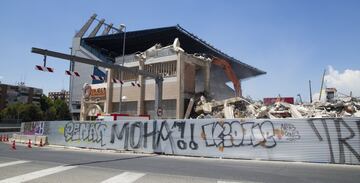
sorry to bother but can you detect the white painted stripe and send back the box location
[0,165,77,183]
[218,181,263,183]
[0,161,30,168]
[101,172,146,183]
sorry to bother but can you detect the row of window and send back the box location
[122,61,177,81]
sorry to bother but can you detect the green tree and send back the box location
[0,111,5,122]
[1,95,71,122]
[1,103,43,122]
[18,104,43,122]
[1,103,21,120]
[44,106,57,121]
[40,95,55,120]
[53,99,71,120]
[40,95,54,111]
[40,95,71,120]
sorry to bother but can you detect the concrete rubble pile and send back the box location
[192,96,360,119]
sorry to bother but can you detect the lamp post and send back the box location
[119,24,126,113]
[69,47,74,119]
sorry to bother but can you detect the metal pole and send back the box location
[119,25,126,113]
[319,69,326,101]
[43,55,47,67]
[69,47,74,119]
[309,80,313,103]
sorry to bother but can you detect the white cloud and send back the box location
[0,76,3,80]
[324,66,360,97]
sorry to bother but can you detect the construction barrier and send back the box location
[20,118,360,164]
[12,134,47,145]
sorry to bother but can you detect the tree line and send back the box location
[0,95,71,122]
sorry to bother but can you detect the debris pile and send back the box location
[192,96,360,119]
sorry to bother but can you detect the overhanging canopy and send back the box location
[83,25,266,79]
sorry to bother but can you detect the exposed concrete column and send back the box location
[104,68,114,114]
[89,19,105,37]
[137,60,145,115]
[80,99,86,121]
[75,14,97,38]
[176,53,184,119]
[204,61,211,95]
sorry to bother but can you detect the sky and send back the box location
[0,0,359,101]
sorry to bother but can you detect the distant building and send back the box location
[0,83,43,110]
[325,88,337,102]
[48,90,70,104]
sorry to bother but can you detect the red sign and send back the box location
[263,97,294,105]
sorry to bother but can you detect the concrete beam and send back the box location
[31,47,160,79]
[183,54,208,67]
[102,23,113,35]
[75,14,97,38]
[88,19,105,37]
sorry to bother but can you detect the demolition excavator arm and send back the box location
[212,57,242,97]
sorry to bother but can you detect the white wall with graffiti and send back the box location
[22,118,360,164]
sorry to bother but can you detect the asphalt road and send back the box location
[0,142,359,183]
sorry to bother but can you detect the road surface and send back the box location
[0,141,359,183]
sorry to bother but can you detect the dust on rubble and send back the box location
[191,95,360,119]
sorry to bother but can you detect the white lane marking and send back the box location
[218,181,263,183]
[0,161,30,168]
[101,172,146,183]
[0,165,77,183]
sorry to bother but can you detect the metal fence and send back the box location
[21,118,360,164]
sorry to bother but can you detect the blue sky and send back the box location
[0,0,359,101]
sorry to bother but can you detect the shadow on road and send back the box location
[66,154,158,166]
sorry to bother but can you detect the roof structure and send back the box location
[83,25,266,79]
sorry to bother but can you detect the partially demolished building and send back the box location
[69,14,265,120]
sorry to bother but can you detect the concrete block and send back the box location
[11,134,47,145]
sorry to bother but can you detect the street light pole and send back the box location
[69,47,74,119]
[119,24,126,113]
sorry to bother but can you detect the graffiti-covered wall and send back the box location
[21,121,49,135]
[26,118,360,164]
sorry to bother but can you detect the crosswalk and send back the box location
[101,172,146,183]
[0,161,30,168]
[0,160,254,183]
[0,165,77,183]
